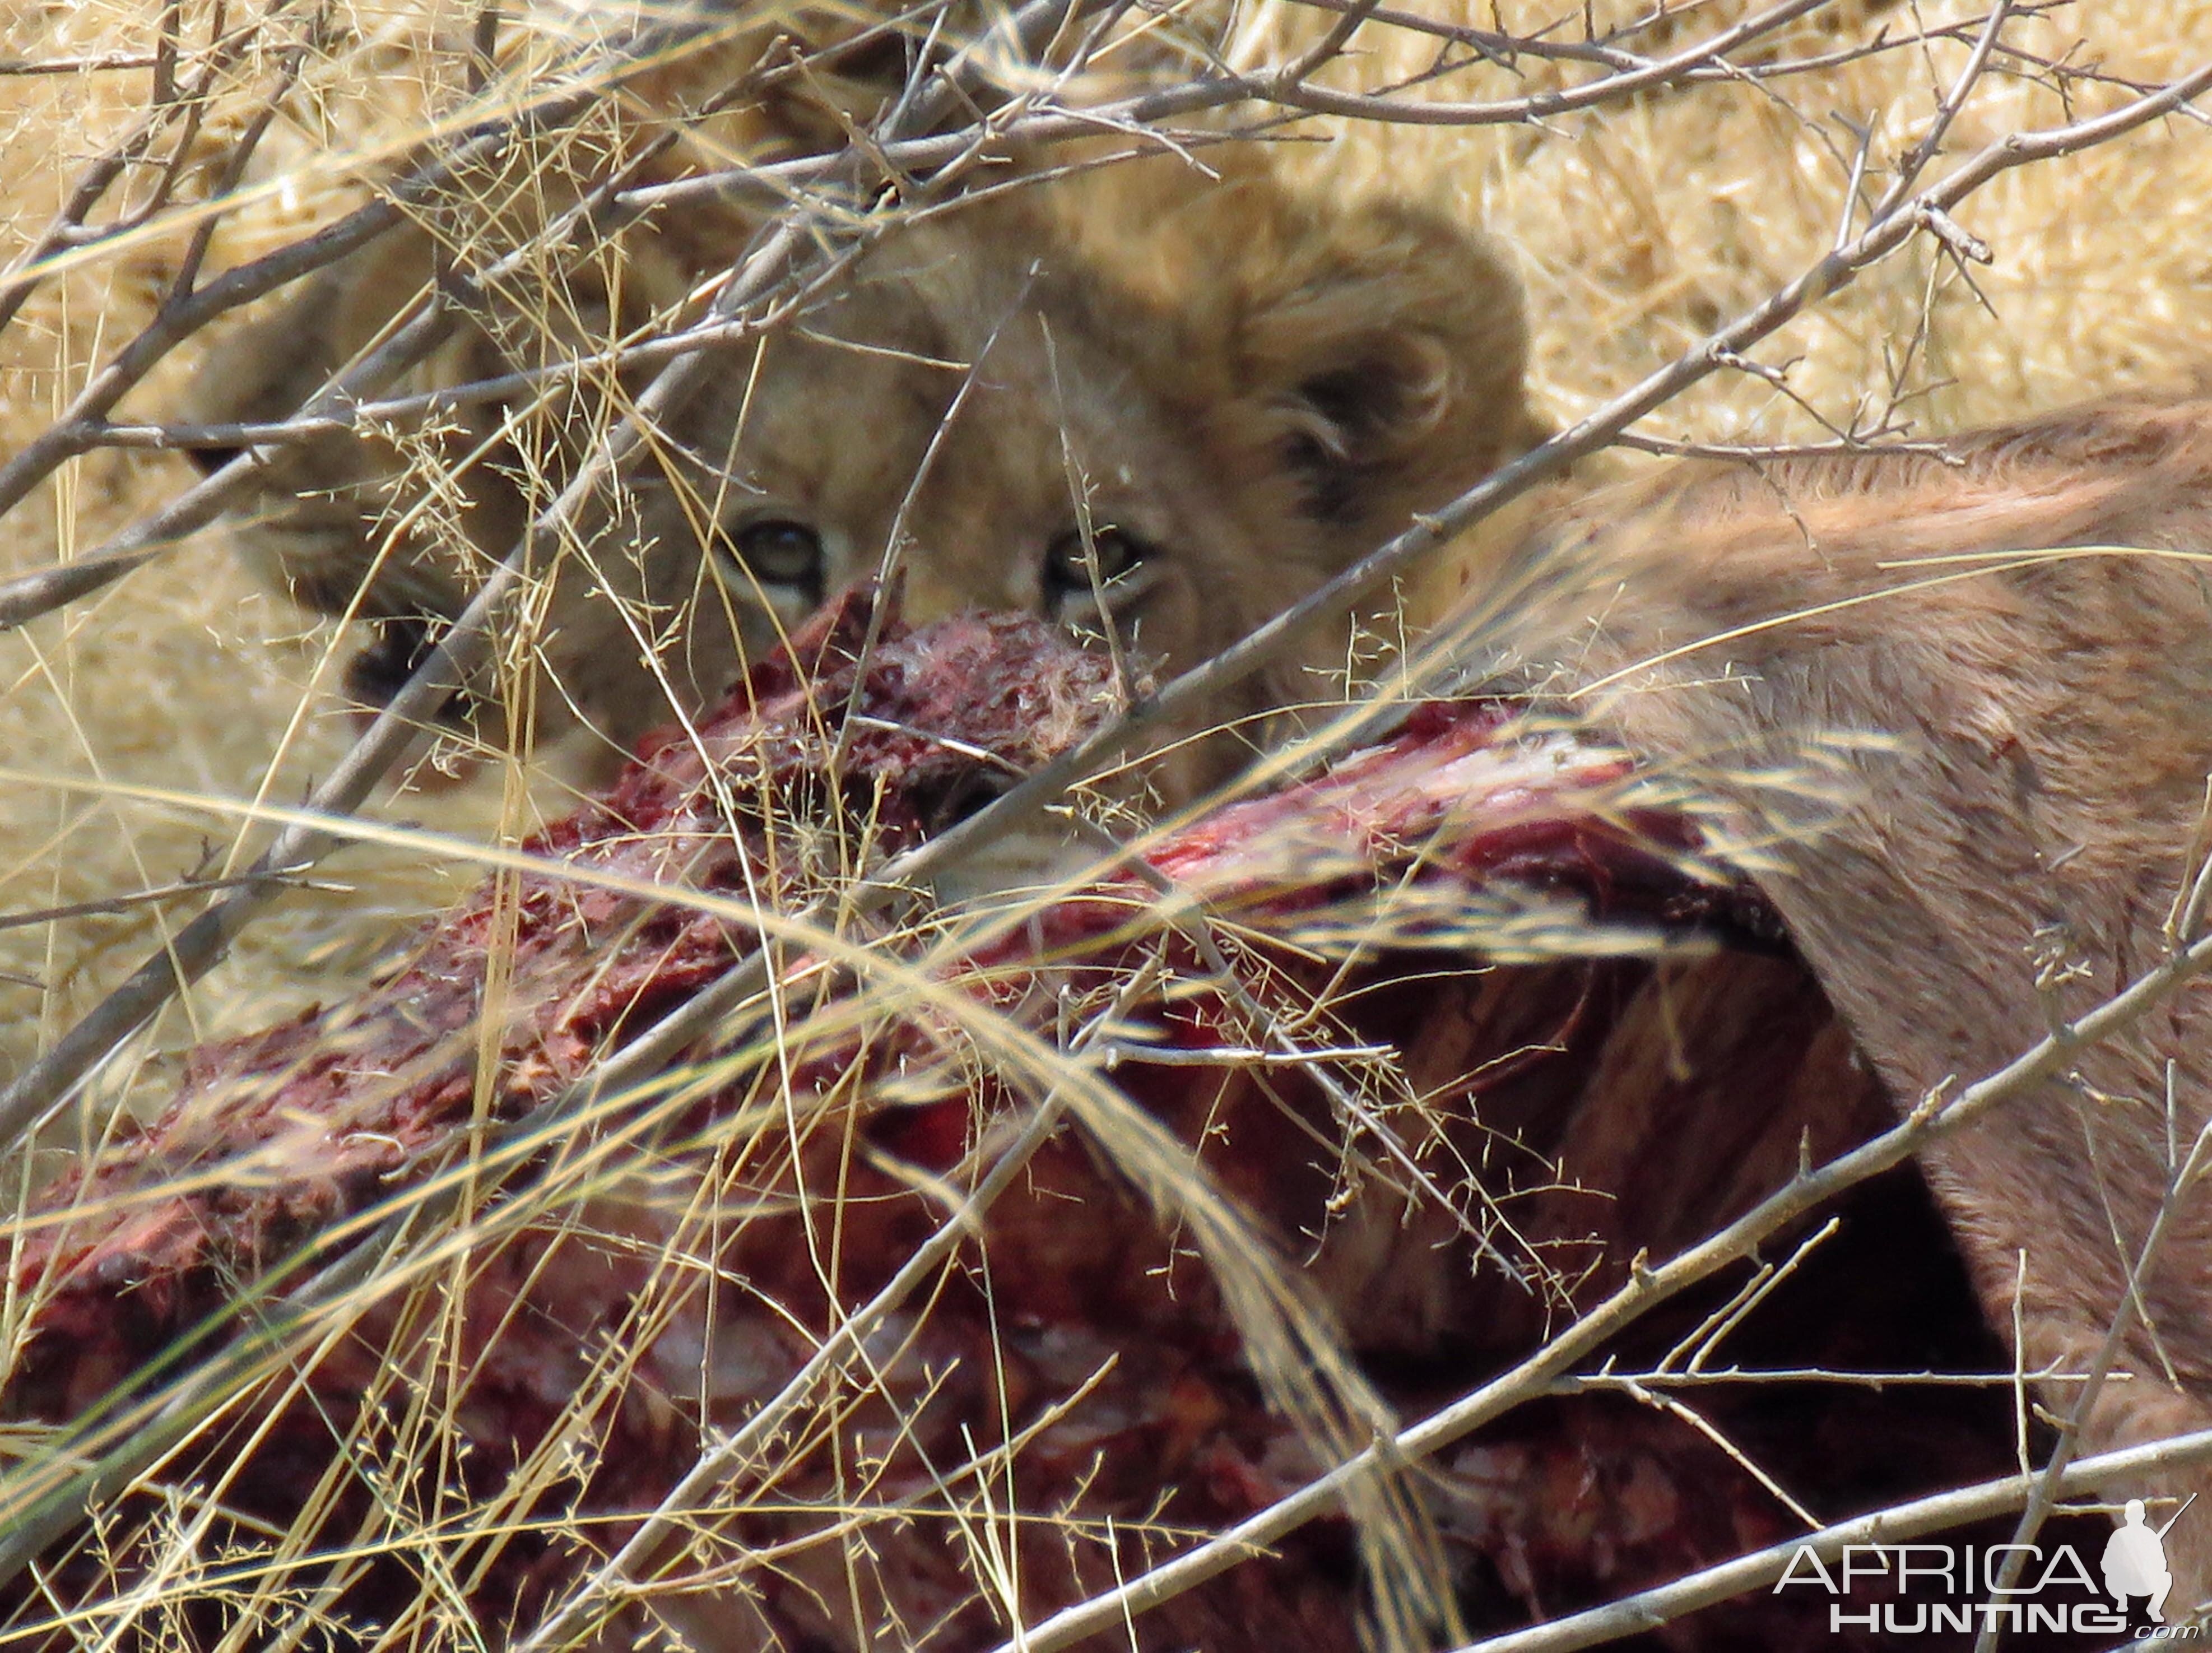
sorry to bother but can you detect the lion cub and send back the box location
[181,150,1541,783]
[1475,397,2212,1613]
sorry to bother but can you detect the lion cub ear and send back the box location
[1206,188,1543,549]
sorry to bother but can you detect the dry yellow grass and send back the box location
[1341,0,2212,443]
[0,1,514,1094]
[6,0,2212,1095]
[6,4,2212,1645]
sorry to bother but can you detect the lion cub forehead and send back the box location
[687,292,1165,540]
[817,237,1149,375]
[718,242,1170,457]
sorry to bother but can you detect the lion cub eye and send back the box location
[1044,526,1145,598]
[717,519,825,602]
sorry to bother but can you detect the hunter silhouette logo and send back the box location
[2104,1496,2192,1622]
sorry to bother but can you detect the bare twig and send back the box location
[0,10,1186,633]
[1968,1109,2212,1649]
[981,907,2212,1651]
[0,215,828,1144]
[0,0,1164,1146]
[12,11,2201,1232]
[0,0,742,526]
[1452,1425,2212,1653]
[0,53,163,76]
[894,52,2212,949]
[0,3,277,336]
[616,0,1892,223]
[1236,0,1837,126]
[1279,0,2079,90]
[831,271,1042,770]
[504,961,1165,1653]
[10,8,2212,1642]
[1869,0,2018,220]
[0,869,337,932]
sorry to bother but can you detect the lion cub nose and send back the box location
[896,560,1025,626]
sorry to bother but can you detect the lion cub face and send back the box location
[182,154,1541,779]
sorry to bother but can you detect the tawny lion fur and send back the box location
[182,141,1539,780]
[1479,397,2212,1613]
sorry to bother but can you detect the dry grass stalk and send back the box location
[6,1,2212,1649]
